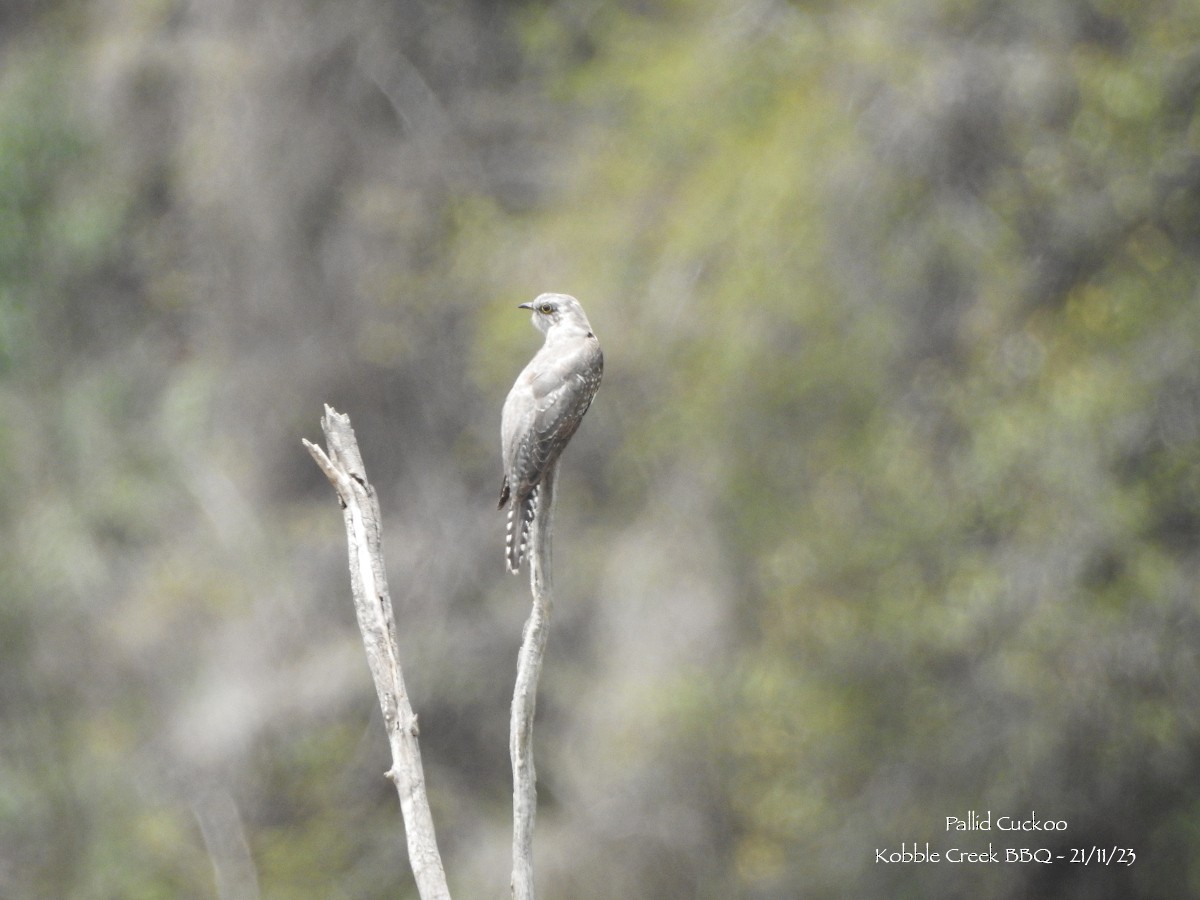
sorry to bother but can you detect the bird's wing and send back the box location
[512,341,602,495]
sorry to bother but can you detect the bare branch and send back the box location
[304,405,451,900]
[509,464,558,900]
[192,787,260,900]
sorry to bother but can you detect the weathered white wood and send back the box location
[303,405,451,900]
[509,464,557,900]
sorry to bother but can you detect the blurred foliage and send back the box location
[2,0,1200,897]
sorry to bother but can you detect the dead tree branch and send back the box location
[509,464,558,900]
[303,405,451,900]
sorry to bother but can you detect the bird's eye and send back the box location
[539,303,554,314]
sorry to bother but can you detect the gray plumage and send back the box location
[499,293,603,573]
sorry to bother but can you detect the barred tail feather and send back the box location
[505,485,540,574]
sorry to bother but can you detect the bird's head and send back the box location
[518,293,593,337]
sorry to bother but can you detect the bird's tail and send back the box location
[505,485,539,574]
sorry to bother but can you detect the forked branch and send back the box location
[303,405,450,900]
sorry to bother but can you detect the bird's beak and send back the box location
[517,302,534,310]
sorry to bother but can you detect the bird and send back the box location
[499,293,603,574]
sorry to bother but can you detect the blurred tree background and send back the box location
[3,0,1200,896]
